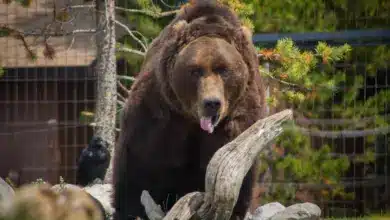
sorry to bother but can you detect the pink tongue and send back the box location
[200,117,214,134]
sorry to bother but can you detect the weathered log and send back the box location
[142,109,293,220]
[162,192,204,220]
[141,190,165,220]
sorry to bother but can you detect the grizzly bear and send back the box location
[112,1,266,220]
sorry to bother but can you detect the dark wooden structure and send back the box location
[0,65,96,185]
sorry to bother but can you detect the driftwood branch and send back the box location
[141,190,165,220]
[68,4,179,18]
[115,7,179,19]
[142,109,293,220]
[114,19,147,52]
[116,46,146,56]
[117,81,130,96]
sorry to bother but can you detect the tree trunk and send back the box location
[94,0,117,183]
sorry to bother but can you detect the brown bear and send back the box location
[112,1,266,220]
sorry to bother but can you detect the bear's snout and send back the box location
[202,98,221,117]
[199,97,224,134]
[196,75,227,134]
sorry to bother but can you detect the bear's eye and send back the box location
[190,68,204,77]
[213,67,228,76]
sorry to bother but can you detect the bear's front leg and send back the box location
[112,158,151,220]
[113,153,185,220]
[112,104,190,220]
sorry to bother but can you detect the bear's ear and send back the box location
[240,25,253,43]
[172,20,189,33]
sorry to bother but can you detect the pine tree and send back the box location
[249,0,390,217]
[115,0,184,76]
[256,39,356,206]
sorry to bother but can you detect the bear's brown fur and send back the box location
[112,1,266,219]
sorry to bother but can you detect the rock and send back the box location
[251,202,286,220]
[0,177,15,215]
[84,183,115,217]
[0,177,15,205]
[51,183,115,218]
[269,202,321,220]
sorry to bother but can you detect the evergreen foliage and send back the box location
[256,39,358,206]
[250,0,390,216]
[115,0,182,76]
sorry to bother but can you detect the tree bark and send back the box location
[93,0,117,183]
[142,109,293,220]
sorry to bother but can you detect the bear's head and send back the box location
[156,1,259,134]
[171,35,249,133]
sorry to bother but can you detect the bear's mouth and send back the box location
[200,114,219,134]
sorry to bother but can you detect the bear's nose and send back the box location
[203,98,221,115]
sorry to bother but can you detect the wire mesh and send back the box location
[0,65,97,185]
[252,3,390,218]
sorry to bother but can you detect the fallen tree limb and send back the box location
[163,192,204,220]
[141,190,165,220]
[142,109,293,220]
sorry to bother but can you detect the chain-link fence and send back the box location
[0,0,99,186]
[254,29,390,218]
